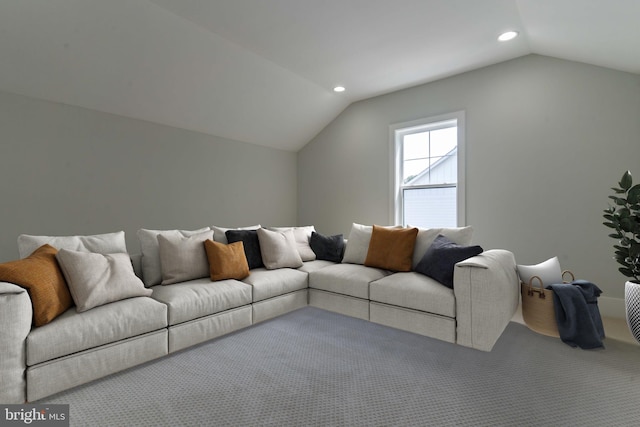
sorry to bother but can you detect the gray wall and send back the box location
[298,54,640,305]
[0,91,297,261]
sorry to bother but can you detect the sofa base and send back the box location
[369,302,456,344]
[169,305,253,353]
[309,289,369,320]
[27,329,168,402]
[252,290,308,324]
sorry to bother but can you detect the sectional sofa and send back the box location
[0,223,519,403]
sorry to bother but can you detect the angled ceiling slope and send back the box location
[0,0,638,152]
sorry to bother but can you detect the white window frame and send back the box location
[389,111,466,227]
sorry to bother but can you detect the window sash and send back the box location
[390,111,465,228]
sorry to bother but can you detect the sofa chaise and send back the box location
[0,223,519,403]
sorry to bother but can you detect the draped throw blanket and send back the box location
[548,280,605,349]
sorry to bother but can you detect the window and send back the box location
[390,112,465,228]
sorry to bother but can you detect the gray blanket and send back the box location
[548,280,605,349]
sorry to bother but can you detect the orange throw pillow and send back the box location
[0,244,73,327]
[364,225,418,272]
[204,239,250,281]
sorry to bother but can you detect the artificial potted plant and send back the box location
[603,170,640,343]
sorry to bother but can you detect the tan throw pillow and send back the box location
[0,244,72,327]
[157,229,214,285]
[365,225,418,272]
[257,228,304,269]
[55,249,152,312]
[204,240,250,281]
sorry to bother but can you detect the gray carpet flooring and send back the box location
[43,306,640,426]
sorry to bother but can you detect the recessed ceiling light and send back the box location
[498,31,519,42]
[333,86,346,93]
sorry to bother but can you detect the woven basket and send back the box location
[520,271,574,338]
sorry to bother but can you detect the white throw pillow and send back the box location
[257,228,303,269]
[157,229,213,285]
[211,225,261,244]
[411,226,474,269]
[55,249,151,312]
[342,223,374,265]
[137,227,210,287]
[517,257,563,286]
[268,226,316,261]
[18,231,127,259]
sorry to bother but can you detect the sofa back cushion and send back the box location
[211,224,261,245]
[18,231,127,259]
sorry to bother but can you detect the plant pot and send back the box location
[625,281,640,343]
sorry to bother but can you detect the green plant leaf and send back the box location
[628,184,640,204]
[603,222,617,229]
[620,267,635,277]
[621,218,635,232]
[620,171,633,190]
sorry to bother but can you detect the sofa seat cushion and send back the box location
[26,296,167,366]
[309,263,390,299]
[369,272,455,318]
[298,260,336,273]
[151,278,251,326]
[240,268,308,302]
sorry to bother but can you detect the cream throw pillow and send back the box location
[257,228,303,269]
[137,227,210,287]
[55,249,151,312]
[157,229,213,285]
[268,226,316,261]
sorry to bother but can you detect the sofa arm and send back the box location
[0,282,32,403]
[453,249,519,351]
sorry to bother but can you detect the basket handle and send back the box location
[527,275,547,299]
[562,270,575,283]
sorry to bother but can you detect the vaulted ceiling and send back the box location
[1,0,638,151]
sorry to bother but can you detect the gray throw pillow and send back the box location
[55,249,151,312]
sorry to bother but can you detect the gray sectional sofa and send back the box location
[0,224,519,404]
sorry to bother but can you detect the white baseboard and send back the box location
[599,296,625,319]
